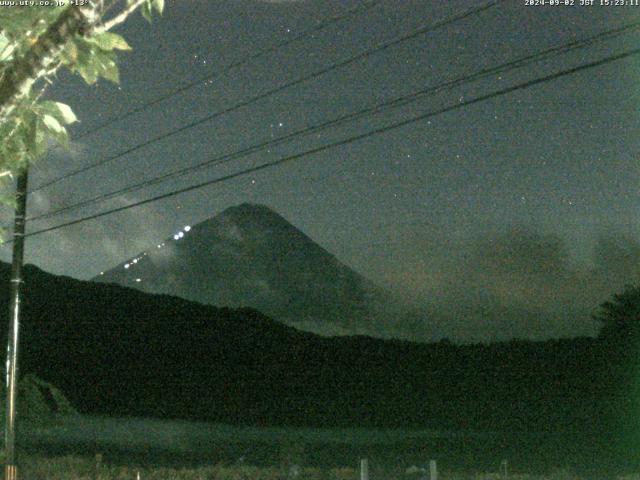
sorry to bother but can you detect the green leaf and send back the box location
[0,195,17,211]
[0,32,13,62]
[0,16,22,35]
[59,39,78,66]
[93,49,120,84]
[73,36,121,84]
[42,114,63,134]
[77,62,98,84]
[74,38,99,84]
[38,100,78,125]
[141,0,153,22]
[152,0,164,15]
[33,122,49,157]
[0,120,15,142]
[38,101,77,125]
[99,58,120,84]
[21,111,39,157]
[40,114,69,148]
[0,9,41,34]
[52,102,76,124]
[90,32,131,51]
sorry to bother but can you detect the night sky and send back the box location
[2,0,640,341]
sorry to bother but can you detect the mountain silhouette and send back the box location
[93,203,390,336]
[0,260,620,448]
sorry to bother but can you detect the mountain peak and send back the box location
[93,204,388,336]
[222,202,278,217]
[215,203,298,232]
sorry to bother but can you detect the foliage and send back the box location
[0,373,77,427]
[0,0,164,207]
[593,285,640,341]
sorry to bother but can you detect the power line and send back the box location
[20,46,640,241]
[29,0,503,193]
[70,0,383,141]
[26,20,640,223]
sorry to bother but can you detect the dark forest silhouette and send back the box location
[2,261,640,467]
[2,263,634,424]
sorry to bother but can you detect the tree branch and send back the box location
[96,0,147,33]
[0,4,99,124]
[0,0,149,126]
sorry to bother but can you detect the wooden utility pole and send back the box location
[4,169,28,480]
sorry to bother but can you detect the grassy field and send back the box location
[13,455,640,480]
[12,415,637,479]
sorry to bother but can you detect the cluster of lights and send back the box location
[120,225,192,271]
[172,225,191,241]
[124,253,146,270]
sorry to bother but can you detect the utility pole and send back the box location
[4,168,28,480]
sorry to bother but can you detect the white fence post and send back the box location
[94,453,102,480]
[429,460,437,480]
[288,464,300,480]
[500,460,508,479]
[360,458,369,480]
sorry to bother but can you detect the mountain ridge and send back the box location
[0,260,622,439]
[93,203,392,337]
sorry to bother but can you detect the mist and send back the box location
[373,225,640,343]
